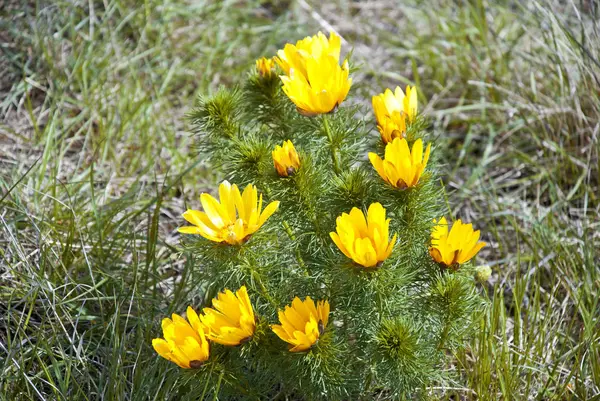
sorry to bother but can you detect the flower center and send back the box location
[222,224,241,244]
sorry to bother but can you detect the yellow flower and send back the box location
[275,31,342,77]
[429,217,487,268]
[272,140,301,177]
[280,54,351,116]
[369,137,431,189]
[256,57,275,77]
[372,86,418,143]
[200,286,256,346]
[275,32,350,116]
[178,181,280,245]
[375,111,407,144]
[330,202,397,268]
[152,307,209,369]
[271,297,330,352]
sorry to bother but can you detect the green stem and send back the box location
[263,184,306,269]
[264,177,308,275]
[282,220,307,270]
[212,370,224,401]
[322,114,341,174]
[250,269,277,308]
[438,319,451,351]
[282,220,296,240]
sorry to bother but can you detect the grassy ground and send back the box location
[1,0,598,400]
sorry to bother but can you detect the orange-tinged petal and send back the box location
[457,241,487,264]
[272,324,291,342]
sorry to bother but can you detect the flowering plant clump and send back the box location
[153,31,487,399]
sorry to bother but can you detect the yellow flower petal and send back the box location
[152,309,210,369]
[259,201,280,227]
[273,140,301,177]
[277,34,351,115]
[255,57,275,77]
[372,85,418,143]
[201,285,255,346]
[330,203,396,268]
[178,181,278,245]
[429,217,486,268]
[272,297,330,352]
[371,137,430,189]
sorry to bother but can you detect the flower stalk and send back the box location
[322,114,341,175]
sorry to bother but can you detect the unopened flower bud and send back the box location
[475,265,492,282]
[255,57,275,77]
[272,140,301,177]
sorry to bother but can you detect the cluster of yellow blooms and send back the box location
[155,32,487,368]
[153,285,331,367]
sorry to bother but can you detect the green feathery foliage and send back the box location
[167,49,485,399]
